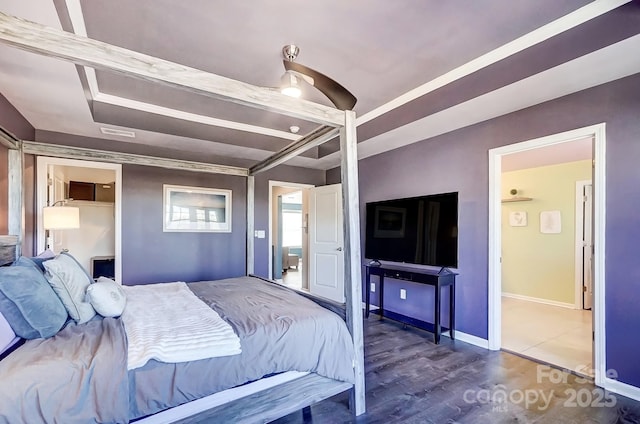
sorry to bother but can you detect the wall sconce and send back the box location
[43,200,80,250]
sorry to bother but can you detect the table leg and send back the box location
[434,284,441,344]
[379,275,384,320]
[450,282,455,340]
[365,268,371,318]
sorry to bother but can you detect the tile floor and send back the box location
[502,296,593,376]
[281,259,303,290]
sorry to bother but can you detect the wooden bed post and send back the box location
[246,175,255,275]
[7,143,23,257]
[340,110,366,416]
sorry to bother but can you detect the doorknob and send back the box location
[336,247,343,251]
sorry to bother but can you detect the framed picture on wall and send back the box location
[509,211,528,227]
[163,184,232,232]
[540,210,561,234]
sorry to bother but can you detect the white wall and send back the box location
[58,201,115,273]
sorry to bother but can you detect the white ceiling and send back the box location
[501,137,593,172]
[0,0,638,170]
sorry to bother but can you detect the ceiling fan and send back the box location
[279,44,357,111]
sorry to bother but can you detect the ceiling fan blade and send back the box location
[283,60,357,111]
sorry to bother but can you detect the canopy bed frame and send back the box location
[0,12,365,423]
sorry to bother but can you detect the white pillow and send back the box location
[44,253,96,324]
[96,276,121,285]
[86,280,126,318]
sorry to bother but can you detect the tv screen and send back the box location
[365,192,458,268]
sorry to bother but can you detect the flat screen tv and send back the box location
[365,192,458,268]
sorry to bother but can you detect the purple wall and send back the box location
[0,94,35,141]
[121,165,247,284]
[121,163,325,284]
[341,73,640,387]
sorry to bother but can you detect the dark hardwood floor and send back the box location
[274,318,640,424]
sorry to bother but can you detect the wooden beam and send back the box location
[7,147,23,257]
[0,127,18,149]
[339,110,365,416]
[249,125,339,175]
[22,141,249,177]
[0,12,344,127]
[246,176,255,275]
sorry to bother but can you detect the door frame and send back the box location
[575,179,593,310]
[488,123,606,386]
[268,180,314,280]
[36,156,123,283]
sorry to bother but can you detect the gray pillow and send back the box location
[44,252,96,324]
[0,263,68,339]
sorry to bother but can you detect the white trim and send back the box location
[445,331,489,349]
[135,371,309,424]
[94,93,300,141]
[604,376,640,403]
[267,180,314,280]
[36,156,123,284]
[488,148,502,350]
[575,179,592,309]
[592,123,607,388]
[502,292,576,310]
[488,123,607,385]
[356,0,630,126]
[65,0,99,99]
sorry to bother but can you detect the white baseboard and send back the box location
[502,292,576,309]
[446,330,489,349]
[361,304,488,349]
[604,377,640,402]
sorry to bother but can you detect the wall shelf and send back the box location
[501,196,533,203]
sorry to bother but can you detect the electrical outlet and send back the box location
[370,283,376,293]
[400,289,407,300]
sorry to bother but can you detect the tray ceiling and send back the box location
[0,0,639,169]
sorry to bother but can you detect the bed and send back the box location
[0,10,365,423]
[0,270,354,423]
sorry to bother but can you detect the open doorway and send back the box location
[36,157,122,283]
[268,181,313,290]
[500,137,593,375]
[488,123,606,386]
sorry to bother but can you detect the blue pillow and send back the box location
[14,255,53,273]
[0,263,68,339]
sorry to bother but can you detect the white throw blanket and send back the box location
[121,282,241,370]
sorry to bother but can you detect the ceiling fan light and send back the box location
[280,71,301,98]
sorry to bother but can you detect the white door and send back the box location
[309,184,344,302]
[583,184,593,310]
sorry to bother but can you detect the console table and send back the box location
[365,264,456,344]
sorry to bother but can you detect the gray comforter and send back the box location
[0,276,355,423]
